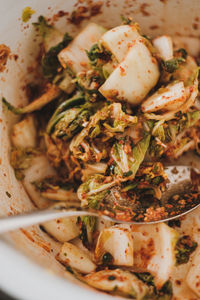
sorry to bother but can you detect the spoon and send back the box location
[0,165,199,234]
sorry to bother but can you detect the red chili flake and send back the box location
[58,10,68,17]
[140,3,150,16]
[196,282,200,287]
[13,54,19,61]
[80,61,87,67]
[193,23,198,30]
[175,279,182,286]
[0,44,10,72]
[149,25,159,30]
[91,1,103,16]
[119,66,126,76]
[166,204,173,208]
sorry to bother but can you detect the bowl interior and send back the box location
[0,0,200,299]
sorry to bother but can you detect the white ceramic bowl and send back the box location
[0,0,200,299]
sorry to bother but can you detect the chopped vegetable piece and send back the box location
[132,223,178,289]
[175,235,197,265]
[41,188,79,202]
[186,246,200,297]
[69,103,137,162]
[95,225,134,266]
[111,134,150,179]
[58,23,106,74]
[77,174,116,208]
[53,106,91,140]
[142,82,186,113]
[46,93,85,134]
[33,177,79,202]
[157,281,173,300]
[33,16,63,52]
[22,7,35,23]
[135,273,173,300]
[81,163,107,180]
[100,24,141,62]
[11,115,37,148]
[43,217,80,242]
[23,155,56,208]
[176,48,188,59]
[42,33,72,79]
[153,35,173,61]
[86,43,111,67]
[99,39,160,105]
[58,242,96,274]
[53,69,75,93]
[78,216,96,249]
[161,57,185,73]
[174,55,197,84]
[2,85,61,114]
[134,272,154,286]
[0,44,10,72]
[10,147,41,181]
[84,269,150,299]
[130,135,151,178]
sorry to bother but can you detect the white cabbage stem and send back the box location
[58,23,106,74]
[99,38,160,105]
[186,246,200,297]
[174,140,195,159]
[11,115,37,148]
[131,223,178,289]
[95,226,134,266]
[152,120,164,136]
[142,81,186,113]
[82,163,107,180]
[155,137,167,149]
[84,269,149,299]
[153,35,173,61]
[23,156,56,209]
[100,24,141,62]
[145,79,198,121]
[42,217,80,243]
[87,180,116,196]
[58,242,96,274]
[41,188,79,202]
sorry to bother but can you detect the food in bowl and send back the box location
[2,13,200,299]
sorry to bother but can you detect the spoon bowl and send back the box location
[0,165,199,234]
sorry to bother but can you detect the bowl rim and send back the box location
[0,239,113,300]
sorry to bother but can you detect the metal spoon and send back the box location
[0,165,199,234]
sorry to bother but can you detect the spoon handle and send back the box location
[0,209,99,234]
